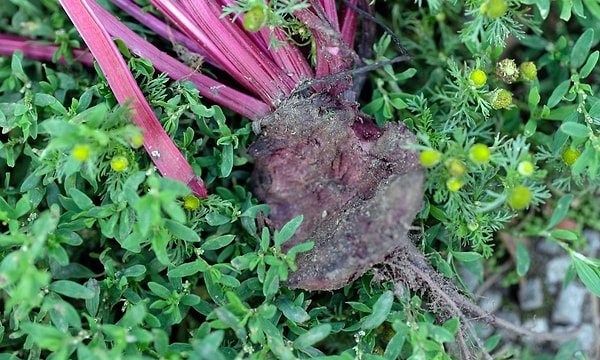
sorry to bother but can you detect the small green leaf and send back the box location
[274,215,303,246]
[584,0,600,20]
[580,50,599,78]
[85,279,100,318]
[484,334,501,352]
[362,97,384,115]
[516,240,530,276]
[49,280,95,299]
[164,219,201,243]
[560,122,590,138]
[571,28,594,69]
[550,229,579,241]
[524,119,537,137]
[532,0,551,19]
[68,188,95,211]
[395,68,417,81]
[20,323,66,351]
[548,80,571,108]
[220,143,234,178]
[384,332,407,359]
[123,264,147,277]
[34,93,67,115]
[201,234,235,251]
[452,251,483,262]
[276,296,311,323]
[148,282,172,299]
[167,259,209,278]
[572,256,600,297]
[205,212,231,226]
[559,0,572,20]
[547,194,574,229]
[362,290,394,330]
[442,317,460,334]
[528,86,541,109]
[262,266,280,299]
[294,324,331,349]
[151,229,171,265]
[204,270,225,305]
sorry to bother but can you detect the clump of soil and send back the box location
[249,92,424,290]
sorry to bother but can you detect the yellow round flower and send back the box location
[491,89,512,110]
[183,195,201,210]
[243,6,267,32]
[129,134,144,149]
[72,144,91,161]
[508,185,532,210]
[562,148,580,166]
[517,161,534,177]
[110,156,129,172]
[520,62,537,81]
[484,0,508,19]
[445,158,467,177]
[420,149,442,168]
[446,177,464,192]
[469,144,491,164]
[469,69,487,87]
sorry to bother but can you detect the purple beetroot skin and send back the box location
[250,93,424,290]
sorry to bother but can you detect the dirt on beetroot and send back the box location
[249,92,424,290]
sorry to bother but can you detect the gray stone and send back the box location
[479,290,503,314]
[521,316,549,346]
[575,323,596,352]
[551,324,585,350]
[584,229,600,258]
[546,256,572,284]
[519,277,544,311]
[523,316,549,333]
[496,309,521,340]
[552,282,587,325]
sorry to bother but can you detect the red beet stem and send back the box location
[60,0,207,197]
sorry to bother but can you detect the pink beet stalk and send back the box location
[151,0,295,105]
[59,0,207,197]
[89,0,270,119]
[0,34,94,67]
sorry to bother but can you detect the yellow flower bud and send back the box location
[520,62,537,81]
[517,161,534,177]
[445,158,467,177]
[420,149,442,168]
[72,144,91,161]
[491,89,512,110]
[129,134,144,149]
[243,6,267,32]
[469,144,491,164]
[446,177,464,192]
[508,185,532,210]
[562,148,580,166]
[470,69,487,87]
[110,156,129,172]
[484,0,508,19]
[183,195,201,210]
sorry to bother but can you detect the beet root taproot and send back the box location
[249,93,424,290]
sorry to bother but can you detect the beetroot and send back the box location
[250,93,423,290]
